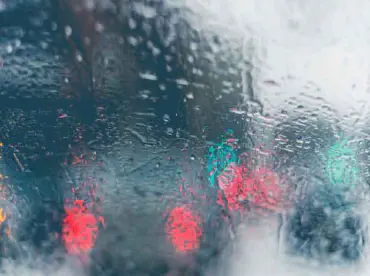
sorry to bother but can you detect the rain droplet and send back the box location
[128,18,137,30]
[76,53,83,62]
[229,108,245,115]
[65,26,72,37]
[166,127,174,136]
[85,0,95,10]
[95,22,104,33]
[159,84,166,91]
[0,1,5,12]
[84,37,91,45]
[15,40,21,48]
[5,44,13,54]
[186,93,194,99]
[128,36,138,46]
[51,22,57,31]
[190,42,197,51]
[40,41,48,49]
[163,114,170,124]
[139,72,158,81]
[175,79,189,86]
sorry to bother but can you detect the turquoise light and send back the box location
[326,138,358,189]
[207,132,237,187]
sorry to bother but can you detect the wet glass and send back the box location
[0,0,370,275]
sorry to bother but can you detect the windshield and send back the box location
[0,0,370,275]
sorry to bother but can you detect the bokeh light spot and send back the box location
[62,199,99,256]
[217,163,283,213]
[326,138,358,189]
[207,137,238,187]
[165,206,203,253]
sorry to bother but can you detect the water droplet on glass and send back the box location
[84,37,91,45]
[128,36,138,46]
[95,22,104,33]
[15,40,21,48]
[175,79,189,86]
[76,53,83,62]
[128,18,137,30]
[40,41,48,49]
[0,1,6,12]
[229,108,245,115]
[163,114,170,124]
[51,22,57,31]
[190,42,197,51]
[65,26,72,37]
[6,45,13,54]
[85,0,95,10]
[186,93,194,99]
[166,128,174,136]
[139,72,158,81]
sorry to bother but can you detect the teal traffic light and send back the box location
[326,138,358,189]
[207,130,238,187]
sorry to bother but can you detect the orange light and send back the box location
[0,208,6,223]
[0,170,12,239]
